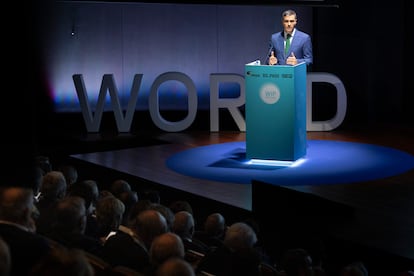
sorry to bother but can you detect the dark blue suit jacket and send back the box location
[267,28,313,66]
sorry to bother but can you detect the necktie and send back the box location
[285,34,291,55]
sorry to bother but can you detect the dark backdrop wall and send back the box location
[313,0,412,127]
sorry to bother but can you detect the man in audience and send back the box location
[196,221,262,276]
[194,212,226,250]
[101,209,168,273]
[155,257,196,276]
[0,186,52,275]
[146,232,186,275]
[45,195,104,257]
[35,170,67,236]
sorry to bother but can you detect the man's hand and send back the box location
[286,52,297,65]
[269,51,277,65]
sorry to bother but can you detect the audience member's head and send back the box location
[155,257,195,276]
[149,232,185,268]
[126,199,152,227]
[141,189,161,204]
[172,211,195,240]
[204,213,226,239]
[67,180,99,215]
[0,186,35,230]
[280,248,314,276]
[57,164,78,189]
[40,171,67,201]
[169,200,193,215]
[224,222,257,252]
[35,155,52,175]
[117,190,138,225]
[52,196,88,235]
[95,195,125,238]
[131,209,169,250]
[149,203,175,231]
[110,179,131,198]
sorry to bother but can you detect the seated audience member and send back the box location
[141,189,161,204]
[169,200,194,215]
[279,247,315,276]
[46,195,104,257]
[339,261,368,276]
[109,179,132,198]
[172,211,210,255]
[193,212,226,250]
[67,179,100,237]
[57,164,78,190]
[155,257,196,276]
[101,209,168,273]
[117,189,139,226]
[94,195,125,244]
[35,170,67,236]
[196,222,262,276]
[0,186,52,275]
[146,232,186,275]
[29,246,94,276]
[149,203,175,231]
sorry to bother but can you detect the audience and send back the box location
[1,155,407,275]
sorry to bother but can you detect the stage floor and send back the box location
[70,126,414,264]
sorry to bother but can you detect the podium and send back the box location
[245,61,307,161]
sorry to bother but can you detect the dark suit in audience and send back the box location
[196,222,262,276]
[101,209,168,273]
[193,212,226,250]
[0,186,52,276]
[172,211,210,256]
[35,170,67,236]
[45,195,104,257]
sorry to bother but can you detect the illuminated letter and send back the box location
[210,74,246,132]
[149,72,197,132]
[306,72,347,131]
[73,74,142,133]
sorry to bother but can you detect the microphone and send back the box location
[264,41,274,65]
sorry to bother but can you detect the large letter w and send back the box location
[73,74,142,132]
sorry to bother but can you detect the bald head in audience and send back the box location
[155,257,195,276]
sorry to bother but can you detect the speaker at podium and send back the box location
[245,61,307,161]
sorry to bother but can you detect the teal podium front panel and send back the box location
[245,62,307,161]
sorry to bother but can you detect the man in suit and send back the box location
[267,9,313,69]
[0,186,53,275]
